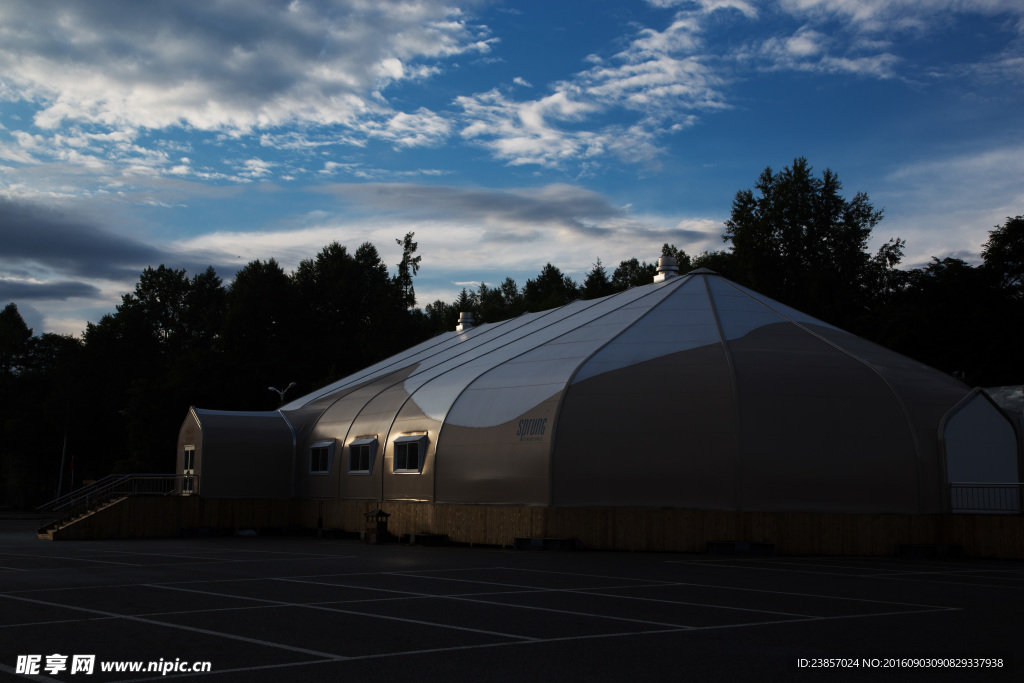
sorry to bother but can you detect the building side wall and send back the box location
[195,416,293,499]
[176,411,202,491]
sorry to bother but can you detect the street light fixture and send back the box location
[268,381,297,406]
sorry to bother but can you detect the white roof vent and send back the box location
[653,256,680,283]
[456,311,475,333]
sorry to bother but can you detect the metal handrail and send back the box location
[37,473,200,535]
[36,474,128,512]
[949,482,1022,514]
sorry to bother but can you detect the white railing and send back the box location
[949,483,1022,514]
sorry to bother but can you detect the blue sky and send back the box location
[1,0,1022,335]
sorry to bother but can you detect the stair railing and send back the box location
[36,474,129,513]
[37,474,199,536]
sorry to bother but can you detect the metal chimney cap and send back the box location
[456,311,475,333]
[653,256,680,283]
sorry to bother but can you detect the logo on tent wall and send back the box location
[516,417,548,442]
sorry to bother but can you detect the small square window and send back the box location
[348,438,376,474]
[309,441,335,475]
[393,435,427,473]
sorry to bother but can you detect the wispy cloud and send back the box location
[456,13,725,168]
[879,144,1024,265]
[173,182,723,286]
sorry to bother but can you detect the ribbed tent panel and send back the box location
[435,281,686,504]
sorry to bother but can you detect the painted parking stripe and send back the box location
[0,593,345,660]
[149,583,539,642]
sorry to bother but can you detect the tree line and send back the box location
[1,158,1021,507]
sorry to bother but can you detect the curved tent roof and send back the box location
[267,269,1013,513]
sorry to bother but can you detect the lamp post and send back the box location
[268,381,297,406]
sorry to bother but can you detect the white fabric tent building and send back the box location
[179,263,1021,517]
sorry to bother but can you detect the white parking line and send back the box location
[113,604,962,683]
[0,551,140,566]
[0,593,345,659]
[148,583,539,642]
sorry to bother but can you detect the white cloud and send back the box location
[457,14,726,168]
[757,29,900,78]
[238,158,275,179]
[780,0,1024,33]
[646,0,758,19]
[0,0,490,137]
[878,145,1024,266]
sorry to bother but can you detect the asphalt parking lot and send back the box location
[1,515,1022,682]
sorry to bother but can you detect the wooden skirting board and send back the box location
[42,496,1024,560]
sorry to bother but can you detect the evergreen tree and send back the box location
[582,259,614,299]
[611,258,656,291]
[524,264,580,311]
[724,157,891,327]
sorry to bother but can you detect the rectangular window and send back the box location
[182,445,195,495]
[394,442,418,471]
[393,435,427,473]
[348,438,377,474]
[311,447,329,473]
[309,440,335,475]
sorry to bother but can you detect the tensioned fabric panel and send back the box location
[707,278,924,512]
[807,323,971,513]
[553,276,737,507]
[553,343,737,508]
[718,280,843,334]
[395,307,584,422]
[707,276,961,513]
[722,323,919,513]
[281,320,499,410]
[409,286,677,423]
[434,278,687,505]
[442,276,685,429]
[570,275,720,385]
[435,394,559,505]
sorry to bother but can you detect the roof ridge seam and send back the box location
[703,275,744,511]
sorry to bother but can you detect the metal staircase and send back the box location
[36,474,198,540]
